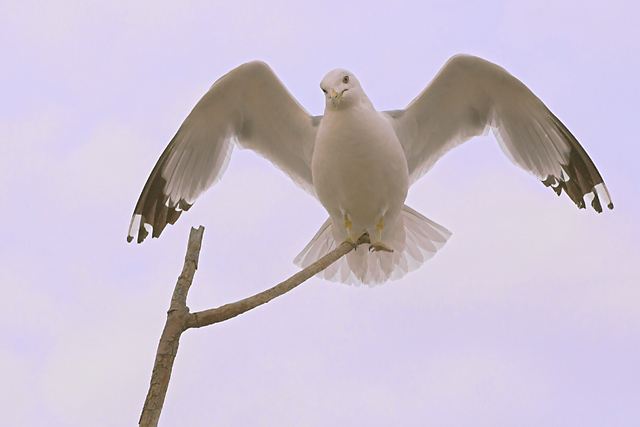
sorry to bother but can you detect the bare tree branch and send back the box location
[139,226,368,426]
[187,232,370,328]
[139,226,205,427]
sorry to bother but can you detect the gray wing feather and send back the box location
[385,54,613,212]
[128,61,319,243]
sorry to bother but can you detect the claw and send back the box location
[345,232,367,251]
[369,242,394,253]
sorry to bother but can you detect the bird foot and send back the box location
[369,242,394,253]
[345,232,367,250]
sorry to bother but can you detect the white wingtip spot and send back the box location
[128,214,142,240]
[594,183,613,209]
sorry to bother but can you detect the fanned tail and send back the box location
[293,205,451,286]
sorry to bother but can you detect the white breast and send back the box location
[312,106,409,237]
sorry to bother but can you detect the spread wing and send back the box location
[385,54,613,212]
[128,61,319,243]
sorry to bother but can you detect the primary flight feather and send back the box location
[128,55,613,285]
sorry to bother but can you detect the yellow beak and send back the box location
[331,89,343,110]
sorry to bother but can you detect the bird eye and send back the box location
[321,88,327,94]
[343,76,349,84]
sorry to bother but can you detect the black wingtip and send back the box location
[591,194,603,213]
[137,222,149,243]
[127,235,133,243]
[543,114,615,214]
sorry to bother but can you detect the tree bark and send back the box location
[139,226,204,427]
[139,226,368,426]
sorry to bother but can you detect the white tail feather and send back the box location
[293,205,451,286]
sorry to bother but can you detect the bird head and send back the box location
[320,69,365,111]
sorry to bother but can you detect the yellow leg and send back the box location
[344,214,352,232]
[343,214,366,249]
[376,216,384,241]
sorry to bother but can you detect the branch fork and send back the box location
[139,226,369,426]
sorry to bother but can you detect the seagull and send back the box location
[128,55,613,286]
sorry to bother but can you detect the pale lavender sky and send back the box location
[1,0,639,425]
